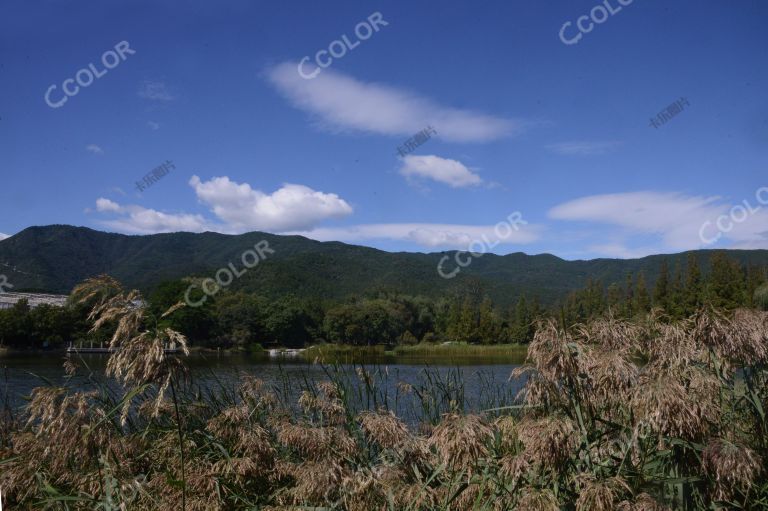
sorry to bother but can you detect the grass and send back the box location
[393,342,528,357]
[302,344,386,361]
[2,276,768,510]
[301,343,528,365]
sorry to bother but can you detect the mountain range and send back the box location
[2,225,767,308]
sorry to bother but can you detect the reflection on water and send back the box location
[0,351,528,422]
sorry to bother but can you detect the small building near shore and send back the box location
[0,292,69,310]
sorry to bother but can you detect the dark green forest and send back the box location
[2,251,767,351]
[5,225,768,309]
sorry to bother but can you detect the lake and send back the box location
[0,351,528,423]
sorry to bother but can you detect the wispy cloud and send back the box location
[548,190,768,257]
[399,155,482,188]
[95,198,210,234]
[546,141,622,156]
[0,232,10,241]
[85,144,104,154]
[267,62,521,142]
[586,243,662,259]
[289,222,539,250]
[147,121,160,130]
[138,81,175,101]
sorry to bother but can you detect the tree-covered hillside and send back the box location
[3,225,768,308]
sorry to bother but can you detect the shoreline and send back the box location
[0,343,529,359]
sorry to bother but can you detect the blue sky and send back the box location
[1,0,766,259]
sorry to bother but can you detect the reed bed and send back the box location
[392,343,528,358]
[1,276,768,510]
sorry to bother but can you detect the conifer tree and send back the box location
[653,260,670,310]
[668,262,685,318]
[684,253,703,314]
[624,273,634,318]
[635,271,651,313]
[708,252,745,309]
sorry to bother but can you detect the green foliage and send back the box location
[635,271,651,312]
[708,251,747,309]
[560,252,767,324]
[653,259,670,309]
[754,283,768,311]
[0,299,87,350]
[3,228,768,350]
[5,225,768,310]
[148,280,217,345]
[4,308,768,510]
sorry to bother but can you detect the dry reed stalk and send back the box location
[427,413,493,476]
[702,438,763,502]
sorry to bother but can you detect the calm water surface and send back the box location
[1,352,527,421]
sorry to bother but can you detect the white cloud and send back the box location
[96,198,122,213]
[86,144,104,154]
[587,243,661,259]
[289,221,539,250]
[712,209,768,249]
[399,155,482,188]
[93,189,538,249]
[0,233,10,241]
[546,141,621,155]
[267,62,520,142]
[138,81,175,101]
[548,190,768,254]
[94,198,210,234]
[147,121,160,130]
[91,173,539,252]
[189,176,353,232]
[93,176,354,235]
